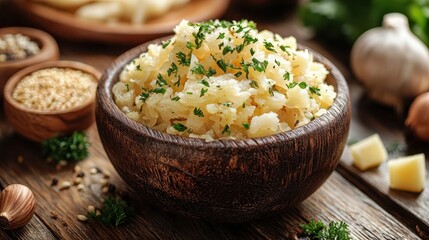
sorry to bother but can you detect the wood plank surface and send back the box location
[0,120,420,239]
[0,1,428,239]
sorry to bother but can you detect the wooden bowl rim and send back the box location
[14,0,231,44]
[4,60,101,115]
[0,27,59,68]
[97,37,349,149]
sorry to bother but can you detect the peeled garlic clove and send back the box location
[406,92,429,141]
[0,184,36,230]
[351,13,429,110]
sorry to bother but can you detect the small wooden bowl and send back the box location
[4,60,101,142]
[0,27,59,98]
[96,38,351,222]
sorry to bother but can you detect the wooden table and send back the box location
[1,1,428,239]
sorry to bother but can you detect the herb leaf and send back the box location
[173,123,188,132]
[42,132,89,163]
[87,197,133,227]
[193,107,204,117]
[300,220,351,240]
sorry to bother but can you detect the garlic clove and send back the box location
[0,184,36,230]
[406,92,429,141]
[351,13,429,110]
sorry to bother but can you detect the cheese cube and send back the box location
[388,153,426,193]
[350,134,388,171]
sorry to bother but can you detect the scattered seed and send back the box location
[89,168,98,175]
[77,214,87,222]
[74,177,83,185]
[59,181,72,190]
[74,165,81,173]
[102,186,109,193]
[87,205,95,213]
[50,178,59,187]
[17,155,24,163]
[95,209,101,217]
[50,210,58,219]
[76,171,85,178]
[77,183,85,191]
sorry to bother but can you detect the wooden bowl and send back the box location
[4,60,101,142]
[0,27,59,98]
[96,38,351,222]
[14,0,231,45]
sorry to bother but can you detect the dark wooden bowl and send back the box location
[4,60,101,142]
[0,27,59,98]
[96,38,351,222]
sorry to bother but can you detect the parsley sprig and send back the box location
[300,220,351,240]
[88,197,134,227]
[42,132,89,163]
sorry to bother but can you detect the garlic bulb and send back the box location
[351,13,429,109]
[405,92,429,141]
[0,184,36,230]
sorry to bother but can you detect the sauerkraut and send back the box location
[113,19,336,140]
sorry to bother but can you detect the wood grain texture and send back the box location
[3,60,101,142]
[95,38,351,222]
[13,0,231,45]
[0,27,59,98]
[1,1,428,238]
[0,124,419,239]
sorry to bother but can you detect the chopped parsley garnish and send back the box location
[193,107,204,117]
[298,82,307,89]
[250,48,255,56]
[156,74,168,87]
[217,32,225,39]
[242,102,246,108]
[167,62,178,77]
[268,85,276,96]
[283,72,291,81]
[162,39,172,49]
[173,75,181,87]
[252,58,268,72]
[173,123,188,132]
[153,87,166,94]
[287,82,298,88]
[222,45,234,55]
[200,88,208,97]
[135,65,142,71]
[207,67,216,77]
[223,102,232,107]
[176,51,191,66]
[125,83,130,92]
[249,80,259,88]
[139,92,150,102]
[275,59,281,66]
[280,45,291,55]
[222,124,231,135]
[242,123,250,129]
[191,63,207,75]
[309,86,321,96]
[234,71,243,77]
[171,96,180,101]
[264,40,277,53]
[200,79,210,87]
[186,41,196,50]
